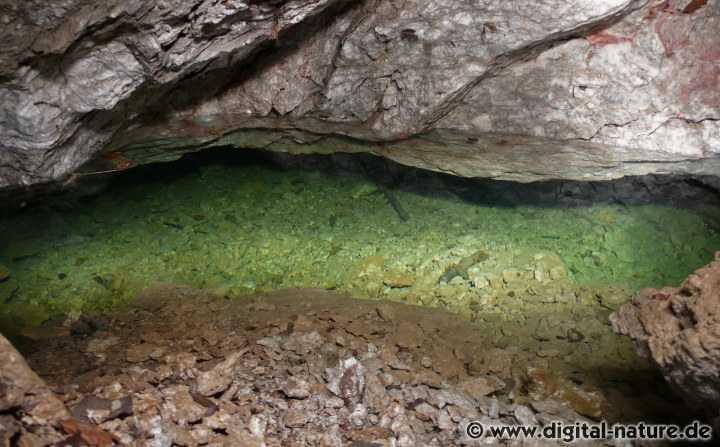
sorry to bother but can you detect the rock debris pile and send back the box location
[2,284,696,446]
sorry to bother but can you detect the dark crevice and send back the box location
[4,147,720,214]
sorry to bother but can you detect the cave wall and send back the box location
[0,0,718,188]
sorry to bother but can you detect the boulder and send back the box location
[0,332,70,443]
[611,251,720,425]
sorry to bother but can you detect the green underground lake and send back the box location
[4,148,720,426]
[1,148,719,342]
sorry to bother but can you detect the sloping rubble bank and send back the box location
[4,284,696,446]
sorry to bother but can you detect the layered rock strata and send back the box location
[1,0,719,188]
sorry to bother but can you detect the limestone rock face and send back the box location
[611,252,720,424]
[1,0,719,188]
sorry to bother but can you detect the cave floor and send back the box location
[1,150,718,444]
[18,285,694,446]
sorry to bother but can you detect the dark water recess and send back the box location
[269,150,720,210]
[3,147,720,212]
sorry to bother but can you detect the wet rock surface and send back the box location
[612,251,720,428]
[14,284,696,446]
[2,0,719,188]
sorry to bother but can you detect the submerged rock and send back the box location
[0,278,18,302]
[611,251,720,425]
[0,264,10,282]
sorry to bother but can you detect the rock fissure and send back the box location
[578,117,645,142]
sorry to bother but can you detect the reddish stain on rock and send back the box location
[585,28,633,48]
[683,0,708,14]
[98,151,122,161]
[655,14,691,57]
[655,12,720,108]
[680,57,720,108]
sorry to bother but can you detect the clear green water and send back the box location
[1,150,719,338]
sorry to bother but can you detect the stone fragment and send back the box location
[256,336,280,350]
[426,390,449,409]
[340,362,365,400]
[164,388,206,424]
[159,351,198,381]
[394,322,423,349]
[566,328,585,343]
[292,314,317,333]
[281,331,324,355]
[68,313,108,336]
[530,399,579,420]
[326,357,365,402]
[413,401,437,420]
[202,330,223,346]
[391,414,416,447]
[430,349,466,380]
[320,427,344,446]
[86,336,120,355]
[526,369,606,419]
[382,270,415,288]
[283,408,312,428]
[126,343,159,363]
[435,410,454,431]
[0,264,10,281]
[513,404,538,425]
[71,395,132,423]
[0,279,18,302]
[362,372,389,413]
[386,360,411,371]
[376,303,396,321]
[281,377,311,399]
[413,370,444,389]
[225,429,265,447]
[195,349,246,396]
[345,425,392,444]
[344,321,374,338]
[481,348,512,378]
[456,376,506,400]
[347,402,368,427]
[502,268,519,284]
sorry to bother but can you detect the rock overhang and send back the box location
[0,0,718,189]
